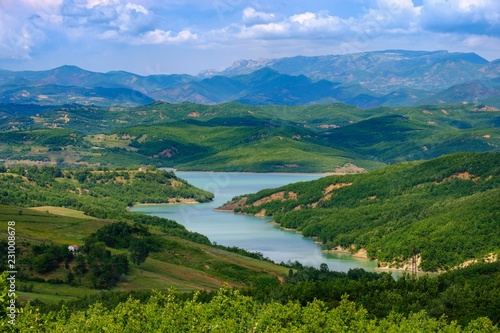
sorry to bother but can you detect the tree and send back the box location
[129,238,149,266]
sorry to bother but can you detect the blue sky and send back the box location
[1,0,499,75]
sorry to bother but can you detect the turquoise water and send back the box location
[130,171,377,272]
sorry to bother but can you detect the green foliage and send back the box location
[212,244,273,263]
[94,222,149,249]
[0,271,10,318]
[0,128,82,147]
[2,102,498,171]
[2,284,499,332]
[0,165,212,245]
[0,241,7,272]
[242,262,500,327]
[30,243,73,274]
[83,238,129,289]
[129,238,150,266]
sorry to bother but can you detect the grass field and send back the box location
[0,205,111,244]
[17,283,99,303]
[0,205,287,303]
[29,206,97,220]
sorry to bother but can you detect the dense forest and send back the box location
[221,152,500,271]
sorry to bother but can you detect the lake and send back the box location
[130,171,378,272]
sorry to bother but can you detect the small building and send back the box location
[68,245,79,252]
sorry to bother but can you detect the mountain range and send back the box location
[1,50,499,108]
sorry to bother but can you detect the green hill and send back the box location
[218,152,500,271]
[0,165,287,303]
[0,160,499,331]
[103,122,383,172]
[0,205,285,304]
[0,102,499,172]
[0,165,213,220]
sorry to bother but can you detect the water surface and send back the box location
[131,171,378,272]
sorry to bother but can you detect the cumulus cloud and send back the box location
[289,12,348,35]
[420,0,500,35]
[237,22,290,39]
[366,0,421,30]
[230,1,422,43]
[86,0,119,9]
[0,0,63,58]
[231,11,352,41]
[1,0,500,65]
[21,0,63,10]
[62,0,154,34]
[139,29,198,44]
[225,0,498,47]
[242,7,276,25]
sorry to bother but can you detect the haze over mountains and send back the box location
[1,50,499,108]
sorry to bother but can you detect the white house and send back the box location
[68,245,79,252]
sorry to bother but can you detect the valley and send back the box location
[1,49,500,331]
[0,101,498,172]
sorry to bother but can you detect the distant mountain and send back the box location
[418,79,500,105]
[215,50,497,94]
[1,50,499,107]
[0,84,154,106]
[0,66,195,106]
[158,67,387,106]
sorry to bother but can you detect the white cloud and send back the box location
[125,3,148,15]
[140,29,198,44]
[360,0,421,33]
[0,17,32,59]
[100,29,119,39]
[237,22,290,39]
[242,7,276,25]
[421,0,500,35]
[290,12,346,32]
[21,0,63,10]
[61,0,156,36]
[86,0,119,9]
[232,2,422,43]
[0,0,64,59]
[1,0,500,69]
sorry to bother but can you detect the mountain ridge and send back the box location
[1,49,499,107]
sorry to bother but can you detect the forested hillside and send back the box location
[0,165,213,242]
[0,165,289,304]
[1,101,499,172]
[219,152,500,271]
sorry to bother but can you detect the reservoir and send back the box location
[130,171,377,272]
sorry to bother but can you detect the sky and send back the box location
[0,0,499,75]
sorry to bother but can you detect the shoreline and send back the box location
[269,221,304,234]
[327,246,369,260]
[129,198,201,209]
[136,197,439,275]
[217,209,432,274]
[161,167,364,176]
[267,218,436,274]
